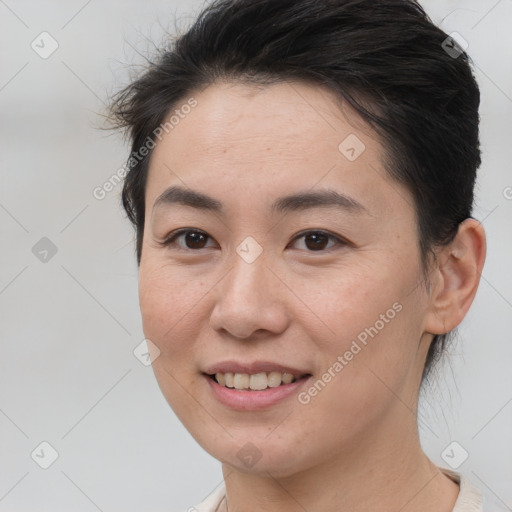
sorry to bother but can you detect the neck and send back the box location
[219,412,459,512]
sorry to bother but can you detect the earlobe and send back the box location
[425,219,486,335]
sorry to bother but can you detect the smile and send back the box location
[209,371,307,391]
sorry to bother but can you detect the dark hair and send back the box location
[109,0,481,384]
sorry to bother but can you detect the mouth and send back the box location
[205,371,311,391]
[202,361,313,410]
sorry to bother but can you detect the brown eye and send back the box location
[183,231,208,249]
[304,233,330,250]
[162,229,216,250]
[290,230,345,252]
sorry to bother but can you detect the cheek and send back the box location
[138,257,208,358]
[290,261,406,344]
[138,257,209,418]
[298,259,425,400]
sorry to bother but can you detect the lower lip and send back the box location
[204,374,312,411]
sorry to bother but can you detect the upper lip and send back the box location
[204,361,311,378]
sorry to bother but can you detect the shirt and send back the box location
[181,467,507,512]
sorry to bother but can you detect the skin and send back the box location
[138,81,486,512]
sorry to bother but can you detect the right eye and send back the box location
[160,229,217,250]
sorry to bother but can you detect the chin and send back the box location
[197,434,310,478]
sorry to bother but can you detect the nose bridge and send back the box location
[209,245,289,338]
[228,250,268,302]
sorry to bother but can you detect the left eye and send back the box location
[289,230,344,251]
[161,229,216,250]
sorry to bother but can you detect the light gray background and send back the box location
[1,1,511,511]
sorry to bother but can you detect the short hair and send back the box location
[109,0,481,384]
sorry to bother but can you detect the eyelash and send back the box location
[159,228,349,253]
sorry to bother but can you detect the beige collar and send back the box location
[439,468,483,512]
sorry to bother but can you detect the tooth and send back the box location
[267,371,282,388]
[214,371,301,389]
[234,373,250,390]
[249,372,268,390]
[224,372,234,388]
[282,372,294,384]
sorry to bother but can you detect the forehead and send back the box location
[154,80,375,161]
[145,80,411,220]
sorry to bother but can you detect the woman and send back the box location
[110,1,491,510]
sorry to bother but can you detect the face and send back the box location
[139,81,434,477]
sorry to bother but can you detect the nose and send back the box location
[209,251,290,339]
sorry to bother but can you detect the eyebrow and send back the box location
[152,185,369,216]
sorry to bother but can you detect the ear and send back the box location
[424,218,486,335]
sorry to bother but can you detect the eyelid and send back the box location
[158,228,217,249]
[159,228,350,252]
[288,229,350,251]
